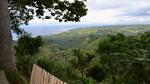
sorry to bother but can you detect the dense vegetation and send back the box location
[15,25,150,84]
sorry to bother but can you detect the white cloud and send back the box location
[81,9,123,24]
[82,0,150,24]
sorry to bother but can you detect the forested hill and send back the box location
[15,25,150,84]
[43,25,150,49]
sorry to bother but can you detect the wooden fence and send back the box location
[30,64,67,84]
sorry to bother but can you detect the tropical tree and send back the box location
[0,0,87,83]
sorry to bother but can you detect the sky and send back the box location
[84,0,150,24]
[29,0,150,25]
[14,0,150,38]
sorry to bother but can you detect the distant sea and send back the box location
[12,23,102,40]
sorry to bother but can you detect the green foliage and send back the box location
[86,65,105,82]
[4,69,27,84]
[70,49,94,76]
[96,32,150,84]
[15,34,43,56]
[15,34,43,79]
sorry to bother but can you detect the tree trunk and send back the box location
[0,0,16,71]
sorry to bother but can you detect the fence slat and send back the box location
[30,64,67,84]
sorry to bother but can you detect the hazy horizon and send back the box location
[13,0,150,39]
[13,23,150,40]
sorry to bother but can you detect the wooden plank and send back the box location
[30,64,67,84]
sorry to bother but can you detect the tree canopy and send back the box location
[9,0,87,35]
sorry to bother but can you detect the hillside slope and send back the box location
[43,25,150,48]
